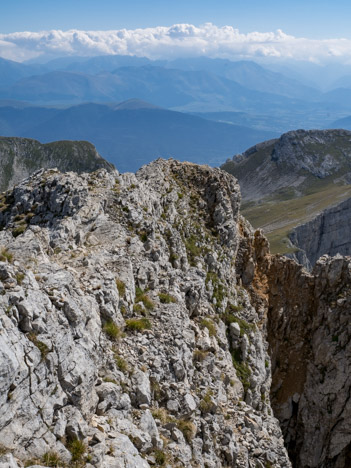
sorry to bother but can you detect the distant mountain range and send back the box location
[0,99,277,172]
[1,64,308,112]
[1,54,351,131]
[3,54,351,174]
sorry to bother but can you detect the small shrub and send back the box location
[231,348,251,392]
[103,377,117,384]
[125,318,151,332]
[103,321,121,341]
[193,349,208,363]
[67,438,86,462]
[177,419,196,443]
[206,272,225,306]
[27,333,49,360]
[151,379,162,401]
[151,408,169,424]
[0,445,10,455]
[185,235,201,266]
[12,224,27,237]
[200,318,216,337]
[223,307,255,337]
[133,303,145,314]
[158,292,177,304]
[139,231,148,242]
[114,353,128,373]
[116,279,126,297]
[199,389,214,414]
[135,287,154,310]
[0,247,13,263]
[154,449,167,465]
[15,272,25,285]
[42,451,61,467]
[169,252,178,267]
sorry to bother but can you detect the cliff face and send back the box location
[1,160,351,468]
[0,137,115,192]
[241,234,351,468]
[0,161,290,468]
[288,197,351,269]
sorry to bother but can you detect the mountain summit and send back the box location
[221,129,351,253]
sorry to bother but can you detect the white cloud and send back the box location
[1,23,351,64]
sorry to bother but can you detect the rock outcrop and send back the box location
[0,161,290,467]
[288,197,351,269]
[1,159,351,468]
[221,129,351,202]
[0,137,115,192]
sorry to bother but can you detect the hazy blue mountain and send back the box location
[330,115,351,129]
[329,75,351,89]
[1,65,307,112]
[320,88,351,108]
[0,57,47,87]
[266,61,351,90]
[40,55,320,100]
[62,55,156,74]
[0,100,278,172]
[167,58,320,100]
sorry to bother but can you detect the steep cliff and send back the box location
[0,137,115,192]
[239,231,351,468]
[288,197,351,269]
[0,161,290,468]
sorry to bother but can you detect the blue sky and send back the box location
[1,0,350,39]
[2,0,351,64]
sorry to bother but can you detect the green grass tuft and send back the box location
[125,318,151,332]
[158,292,177,304]
[67,438,86,462]
[0,247,13,263]
[116,279,126,297]
[200,318,216,337]
[103,321,122,341]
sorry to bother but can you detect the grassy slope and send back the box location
[242,183,351,254]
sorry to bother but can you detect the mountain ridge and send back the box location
[0,136,115,192]
[221,129,351,254]
[1,158,351,467]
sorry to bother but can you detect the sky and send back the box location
[1,0,350,38]
[2,0,351,63]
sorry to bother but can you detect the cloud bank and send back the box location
[1,23,351,63]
